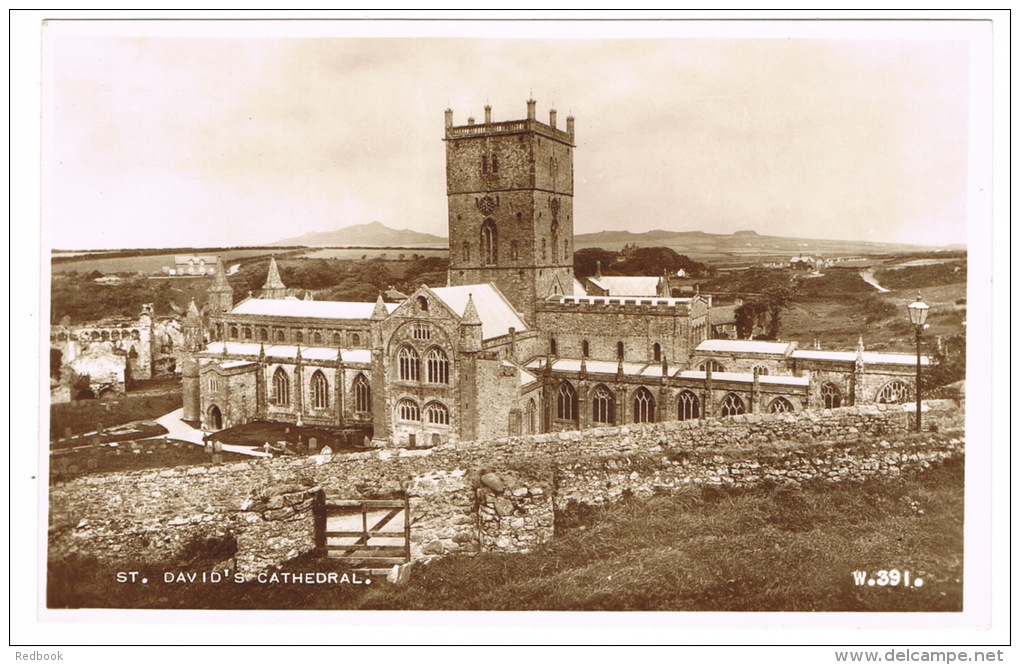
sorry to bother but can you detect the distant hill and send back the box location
[272,221,447,248]
[573,229,960,262]
[270,222,962,260]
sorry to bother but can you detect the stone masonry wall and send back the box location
[48,400,963,576]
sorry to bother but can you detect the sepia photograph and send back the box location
[12,11,1005,653]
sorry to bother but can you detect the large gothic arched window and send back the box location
[481,219,497,265]
[397,346,420,382]
[311,371,329,410]
[678,390,700,421]
[591,384,615,425]
[425,347,450,384]
[397,399,420,422]
[353,373,371,412]
[633,387,655,423]
[271,367,290,406]
[721,393,745,417]
[877,380,910,404]
[556,381,578,422]
[424,401,450,425]
[821,383,843,409]
[768,396,794,413]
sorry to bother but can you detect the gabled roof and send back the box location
[588,275,660,296]
[708,305,737,325]
[229,299,398,320]
[694,339,796,356]
[174,254,219,265]
[572,279,588,297]
[431,284,528,340]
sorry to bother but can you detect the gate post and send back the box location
[313,490,326,555]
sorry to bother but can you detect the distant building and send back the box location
[166,254,220,276]
[789,255,815,270]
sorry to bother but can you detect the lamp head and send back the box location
[907,292,930,327]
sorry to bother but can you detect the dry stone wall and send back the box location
[48,400,964,575]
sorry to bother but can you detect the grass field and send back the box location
[47,456,963,611]
[51,248,290,275]
[297,247,447,260]
[50,438,249,481]
[50,392,182,440]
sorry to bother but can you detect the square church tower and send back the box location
[444,100,576,322]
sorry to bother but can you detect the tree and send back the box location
[760,286,795,339]
[573,248,618,279]
[734,300,767,339]
[922,333,966,392]
[734,287,795,339]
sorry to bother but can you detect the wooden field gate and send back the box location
[315,497,411,569]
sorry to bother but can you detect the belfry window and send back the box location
[481,219,497,265]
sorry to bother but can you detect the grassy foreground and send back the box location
[48,457,963,612]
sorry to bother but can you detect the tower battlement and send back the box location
[445,99,576,322]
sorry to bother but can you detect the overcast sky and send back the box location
[42,21,984,250]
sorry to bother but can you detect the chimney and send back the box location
[549,108,557,128]
[566,115,575,140]
[527,98,536,121]
[467,117,475,126]
[484,105,492,124]
[444,108,453,129]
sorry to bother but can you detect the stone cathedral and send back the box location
[186,100,925,447]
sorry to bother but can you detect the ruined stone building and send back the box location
[49,304,184,400]
[187,100,927,446]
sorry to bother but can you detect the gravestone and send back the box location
[64,427,72,440]
[212,453,222,465]
[87,458,98,470]
[308,437,317,452]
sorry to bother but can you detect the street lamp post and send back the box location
[907,293,930,432]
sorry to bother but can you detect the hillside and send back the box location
[272,221,447,248]
[573,229,961,262]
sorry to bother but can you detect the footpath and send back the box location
[155,408,271,458]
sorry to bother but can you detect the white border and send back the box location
[11,10,1009,652]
